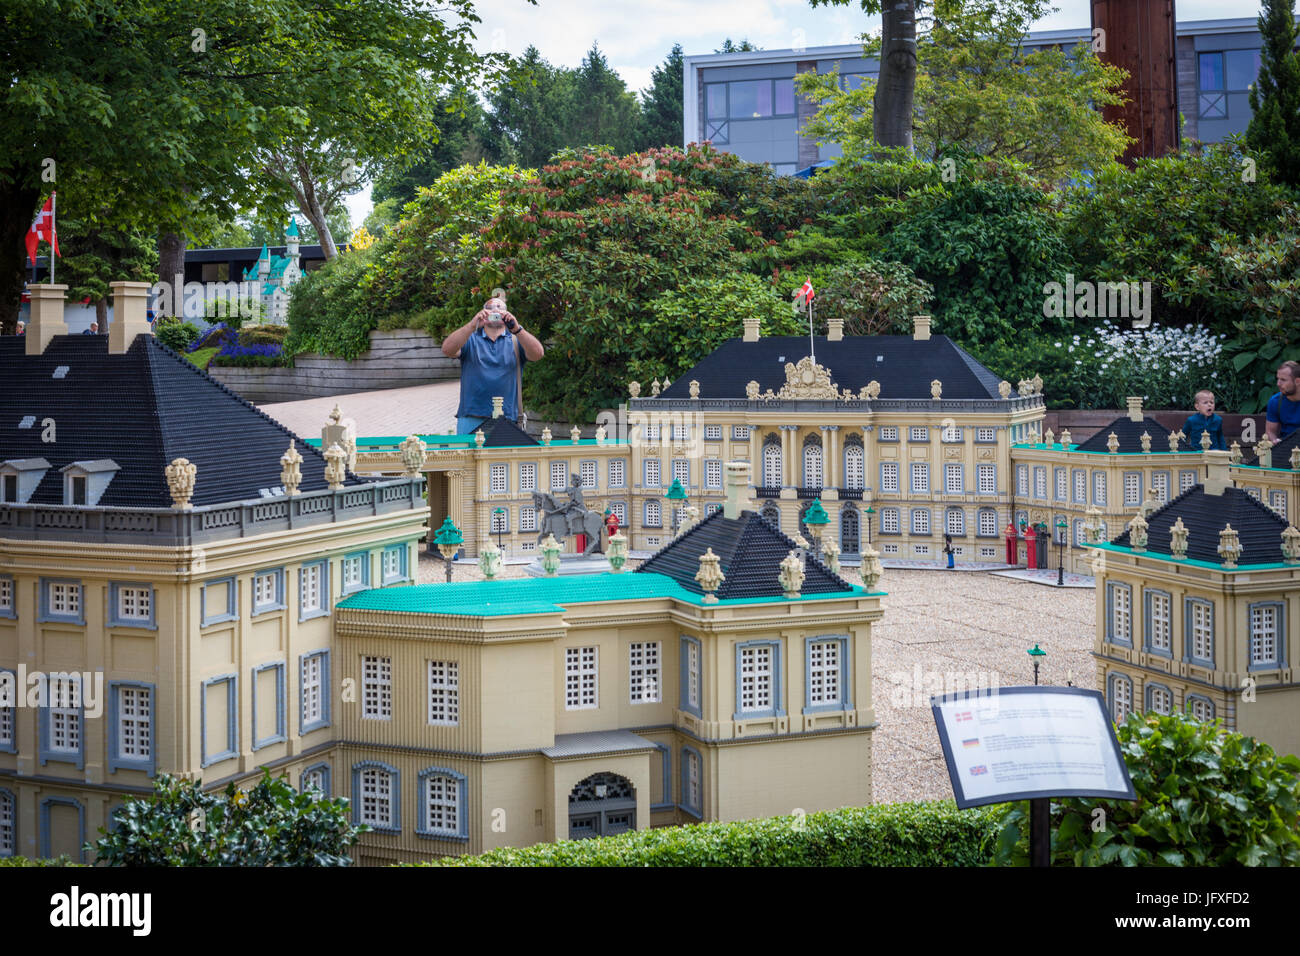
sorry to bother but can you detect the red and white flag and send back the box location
[26,193,60,266]
[797,280,814,303]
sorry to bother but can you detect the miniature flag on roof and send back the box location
[797,280,814,303]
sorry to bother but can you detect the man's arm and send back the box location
[441,313,484,358]
[505,312,544,361]
[1266,419,1280,442]
[1265,395,1280,442]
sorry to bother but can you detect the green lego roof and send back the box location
[338,571,880,617]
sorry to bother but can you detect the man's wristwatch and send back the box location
[506,318,521,333]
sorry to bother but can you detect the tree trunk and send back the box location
[0,183,41,335]
[157,231,187,318]
[96,297,109,330]
[874,0,918,152]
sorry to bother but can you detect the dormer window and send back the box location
[0,458,50,505]
[59,460,120,507]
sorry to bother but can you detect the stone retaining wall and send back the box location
[209,329,459,404]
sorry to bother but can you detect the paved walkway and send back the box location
[259,381,461,441]
[991,568,1096,588]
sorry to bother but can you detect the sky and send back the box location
[343,0,1262,225]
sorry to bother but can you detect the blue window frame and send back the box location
[251,567,286,615]
[803,635,851,714]
[1247,601,1285,671]
[1185,693,1216,722]
[651,743,673,811]
[1105,582,1133,647]
[679,636,703,718]
[0,574,14,619]
[1142,588,1173,659]
[733,639,783,720]
[340,551,370,595]
[1092,471,1107,507]
[39,578,85,625]
[0,787,16,856]
[251,662,286,750]
[680,745,703,818]
[299,649,331,733]
[299,560,329,621]
[1145,682,1173,715]
[39,797,85,863]
[38,673,84,769]
[1107,672,1133,723]
[352,761,401,834]
[200,576,238,626]
[200,674,238,768]
[107,681,156,775]
[301,762,332,797]
[1184,598,1215,668]
[0,668,15,754]
[107,582,157,629]
[416,767,469,841]
[380,544,408,585]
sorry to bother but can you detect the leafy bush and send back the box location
[812,258,933,336]
[0,856,83,867]
[284,243,382,360]
[153,318,201,352]
[992,712,1300,866]
[91,770,366,866]
[236,324,288,346]
[417,801,1002,867]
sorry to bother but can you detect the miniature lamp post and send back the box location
[665,478,687,536]
[1055,517,1067,587]
[803,498,829,554]
[492,507,506,552]
[865,505,875,545]
[433,517,463,583]
[606,530,628,573]
[1027,643,1047,685]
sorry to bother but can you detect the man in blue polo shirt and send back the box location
[440,295,545,434]
[1266,360,1300,443]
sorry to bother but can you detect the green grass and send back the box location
[184,346,220,370]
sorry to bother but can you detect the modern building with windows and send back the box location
[682,17,1289,172]
[1088,451,1300,758]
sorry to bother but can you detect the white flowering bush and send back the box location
[1061,322,1251,410]
[965,322,1255,411]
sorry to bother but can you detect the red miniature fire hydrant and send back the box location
[1004,523,1018,564]
[1022,523,1037,569]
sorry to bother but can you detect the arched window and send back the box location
[844,442,864,490]
[1109,673,1132,724]
[803,442,823,489]
[762,441,783,489]
[760,501,780,528]
[645,500,662,527]
[840,505,860,554]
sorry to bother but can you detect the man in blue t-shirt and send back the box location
[1266,360,1300,443]
[441,295,545,434]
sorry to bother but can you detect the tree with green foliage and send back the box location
[994,712,1300,866]
[637,45,685,150]
[371,89,491,209]
[715,38,761,53]
[0,0,494,332]
[566,45,641,156]
[1246,0,1300,189]
[800,0,1130,181]
[92,770,366,866]
[484,47,579,167]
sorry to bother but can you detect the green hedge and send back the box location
[414,800,1002,867]
[0,856,83,867]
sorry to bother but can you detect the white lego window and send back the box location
[738,645,774,713]
[551,461,569,490]
[428,660,460,725]
[1110,674,1132,723]
[519,463,537,492]
[978,509,997,536]
[975,427,996,443]
[807,640,842,706]
[629,642,661,704]
[1249,605,1279,667]
[565,646,598,710]
[911,463,929,493]
[909,427,928,442]
[359,768,393,828]
[644,459,661,488]
[845,445,864,489]
[580,461,597,489]
[520,506,538,532]
[881,462,899,494]
[302,654,324,728]
[489,463,507,493]
[879,426,898,442]
[946,509,964,535]
[945,463,962,494]
[425,774,460,836]
[362,656,392,720]
[117,686,151,759]
[1147,685,1172,715]
[705,460,722,489]
[705,425,722,440]
[1147,591,1171,653]
[608,459,625,488]
[117,586,151,621]
[977,464,995,495]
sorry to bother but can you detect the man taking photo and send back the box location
[441,292,544,434]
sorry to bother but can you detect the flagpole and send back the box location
[808,297,815,365]
[49,192,56,284]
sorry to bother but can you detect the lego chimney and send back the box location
[108,281,154,354]
[827,317,844,342]
[743,316,760,342]
[1202,449,1231,496]
[1126,396,1143,422]
[913,315,931,341]
[492,396,504,419]
[26,284,68,355]
[724,460,753,519]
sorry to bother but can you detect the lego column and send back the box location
[825,425,839,491]
[26,283,67,355]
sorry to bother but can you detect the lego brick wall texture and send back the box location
[208,330,460,405]
[0,335,367,507]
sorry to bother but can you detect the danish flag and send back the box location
[797,280,814,303]
[26,194,60,266]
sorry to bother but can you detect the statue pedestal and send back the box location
[525,553,612,577]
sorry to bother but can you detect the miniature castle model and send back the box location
[240,220,303,324]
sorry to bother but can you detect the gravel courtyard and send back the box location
[415,552,1097,806]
